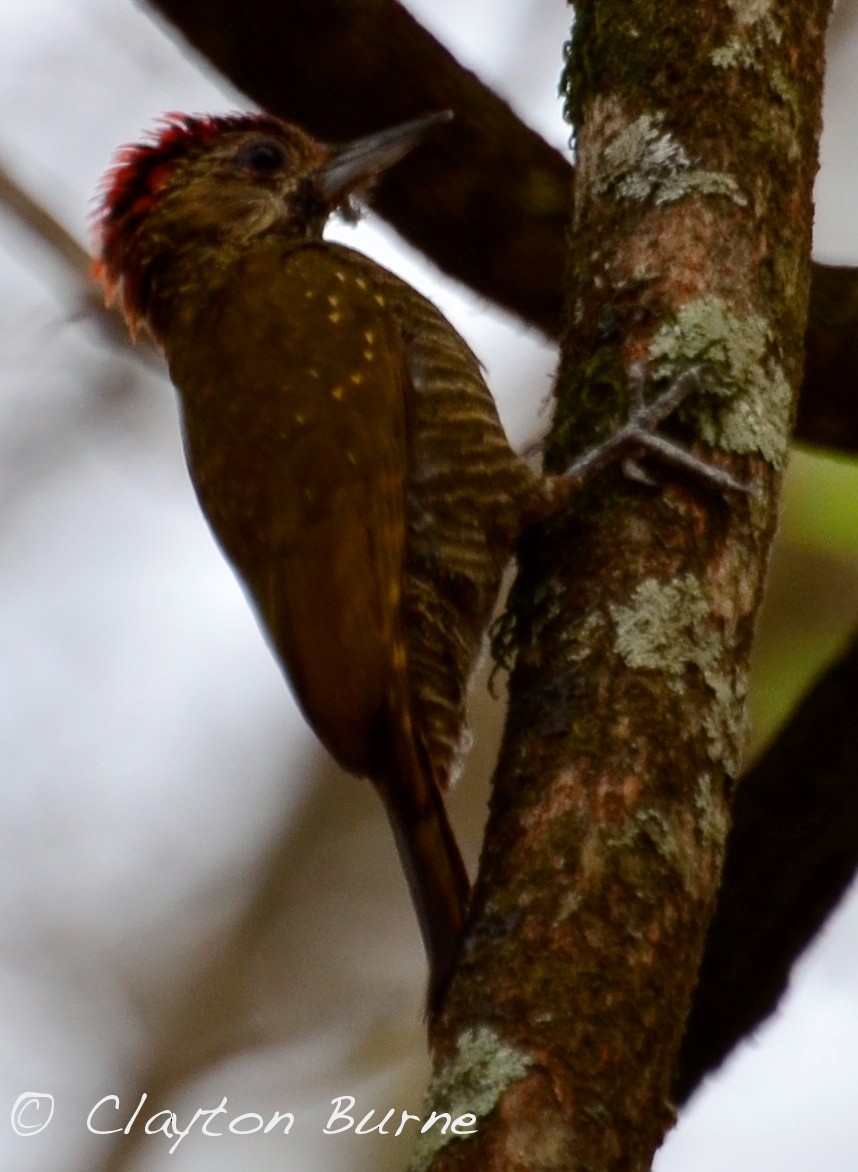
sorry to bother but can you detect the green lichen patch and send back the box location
[610,575,748,772]
[710,4,799,119]
[611,575,709,675]
[409,1026,532,1171]
[701,657,750,776]
[694,771,730,847]
[595,111,746,207]
[725,0,777,29]
[649,296,792,468]
[711,35,754,70]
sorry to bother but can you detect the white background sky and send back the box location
[1,2,857,1170]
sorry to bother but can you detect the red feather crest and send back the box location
[92,111,282,332]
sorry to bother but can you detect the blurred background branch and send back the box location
[0,154,157,362]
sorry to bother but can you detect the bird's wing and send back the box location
[177,240,410,777]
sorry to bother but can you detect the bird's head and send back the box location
[93,110,451,336]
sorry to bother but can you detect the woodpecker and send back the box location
[94,110,739,1013]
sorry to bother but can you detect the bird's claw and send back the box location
[560,364,754,497]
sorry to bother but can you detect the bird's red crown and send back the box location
[92,112,283,332]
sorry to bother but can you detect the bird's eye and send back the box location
[233,138,290,174]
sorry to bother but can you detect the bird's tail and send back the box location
[376,720,470,1018]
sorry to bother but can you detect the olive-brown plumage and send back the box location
[94,111,539,1011]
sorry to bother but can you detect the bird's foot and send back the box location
[550,363,752,499]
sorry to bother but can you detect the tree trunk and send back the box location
[416,3,831,1169]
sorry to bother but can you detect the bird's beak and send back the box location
[315,111,453,204]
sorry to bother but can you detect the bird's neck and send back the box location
[138,224,310,344]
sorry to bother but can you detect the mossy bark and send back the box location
[418,2,831,1170]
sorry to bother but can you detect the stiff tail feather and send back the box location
[376,723,470,1017]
